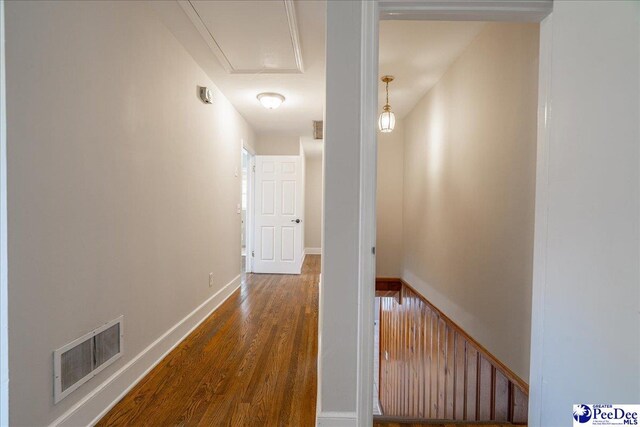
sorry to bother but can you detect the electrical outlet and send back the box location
[209,273,214,288]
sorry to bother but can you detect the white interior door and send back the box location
[253,156,304,274]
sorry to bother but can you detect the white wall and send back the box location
[319,0,363,420]
[376,123,404,278]
[530,2,640,425]
[400,22,539,380]
[0,1,8,424]
[305,155,323,251]
[5,1,255,425]
[255,133,301,155]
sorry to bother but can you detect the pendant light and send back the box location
[378,75,396,133]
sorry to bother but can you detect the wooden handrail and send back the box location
[376,278,528,424]
[401,280,528,393]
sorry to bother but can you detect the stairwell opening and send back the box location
[374,19,540,424]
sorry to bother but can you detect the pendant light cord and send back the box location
[385,80,389,106]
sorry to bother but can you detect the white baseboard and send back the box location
[316,411,357,427]
[299,251,307,273]
[51,274,242,427]
[305,247,321,255]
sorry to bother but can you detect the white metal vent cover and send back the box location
[53,316,123,403]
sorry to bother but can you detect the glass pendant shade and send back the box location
[378,109,396,133]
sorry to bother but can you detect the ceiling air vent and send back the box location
[53,316,123,403]
[313,120,323,140]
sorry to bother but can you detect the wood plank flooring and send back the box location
[97,255,320,427]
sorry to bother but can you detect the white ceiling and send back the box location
[180,1,304,73]
[151,0,325,137]
[379,21,486,118]
[153,2,486,137]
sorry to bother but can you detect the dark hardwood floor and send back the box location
[97,255,320,427]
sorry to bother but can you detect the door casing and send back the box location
[242,142,255,274]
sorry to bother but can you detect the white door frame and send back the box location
[354,1,552,426]
[242,141,255,274]
[0,0,9,424]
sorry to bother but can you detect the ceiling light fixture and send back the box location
[378,75,396,133]
[257,92,285,109]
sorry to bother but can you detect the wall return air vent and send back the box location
[313,120,323,140]
[53,316,123,403]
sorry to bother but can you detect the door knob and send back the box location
[291,219,301,224]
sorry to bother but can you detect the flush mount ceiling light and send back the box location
[378,75,396,133]
[257,92,285,109]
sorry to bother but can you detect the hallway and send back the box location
[97,256,320,426]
